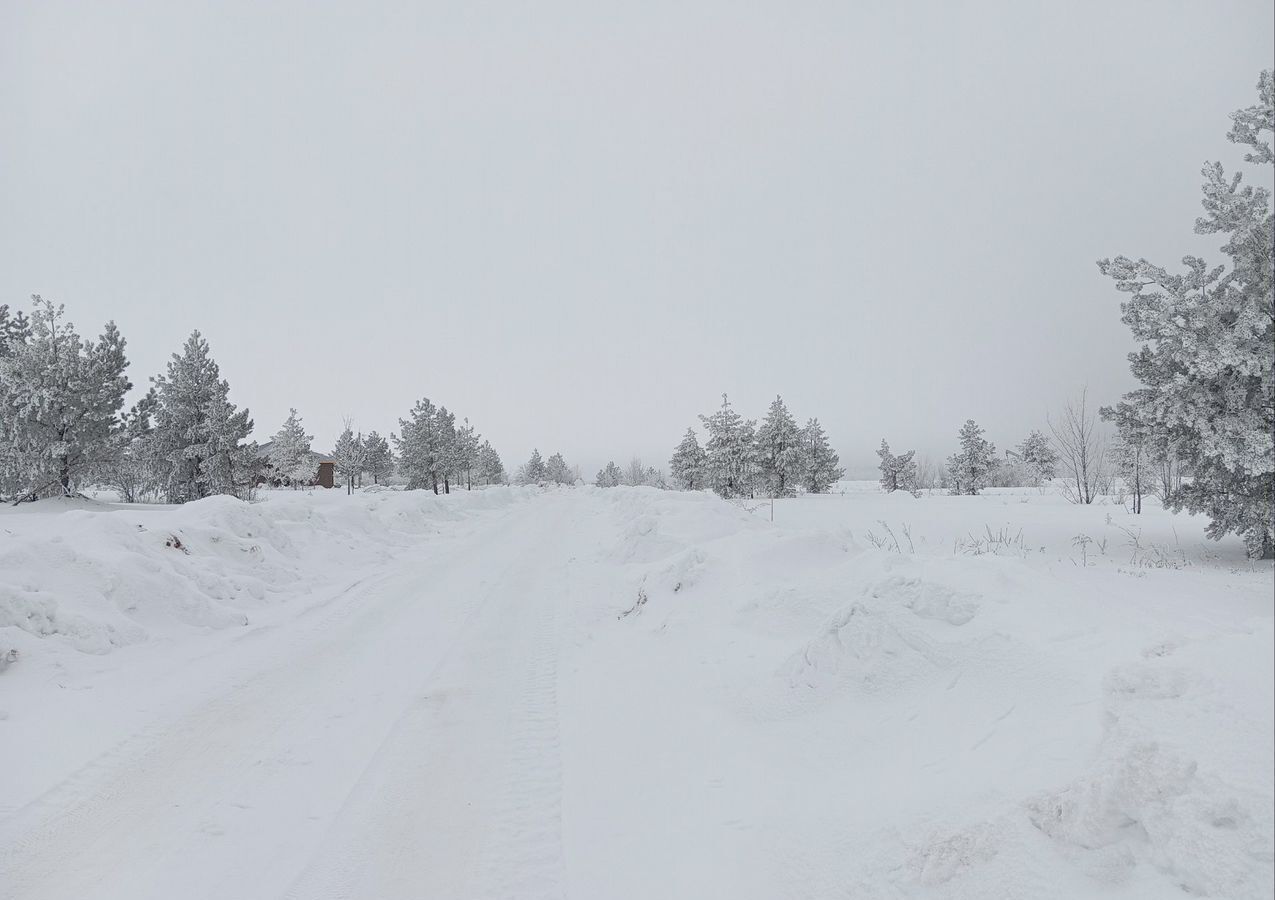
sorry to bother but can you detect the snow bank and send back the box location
[0,487,531,656]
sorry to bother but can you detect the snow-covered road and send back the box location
[2,493,587,899]
[2,486,1271,899]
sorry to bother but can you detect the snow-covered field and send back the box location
[1,484,1271,899]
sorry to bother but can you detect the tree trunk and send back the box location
[59,455,72,497]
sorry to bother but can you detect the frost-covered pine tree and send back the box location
[755,395,805,498]
[476,440,504,485]
[202,397,262,498]
[454,419,480,490]
[0,297,131,499]
[1016,430,1058,485]
[946,419,996,496]
[699,394,757,498]
[595,460,623,487]
[395,398,445,492]
[798,418,843,494]
[1098,71,1274,557]
[877,439,917,493]
[333,420,364,494]
[0,304,32,357]
[269,409,314,487]
[150,330,254,503]
[433,406,461,493]
[361,431,394,485]
[669,427,708,490]
[520,448,547,485]
[545,452,572,485]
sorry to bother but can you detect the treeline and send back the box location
[394,398,503,494]
[0,297,507,503]
[879,397,1186,507]
[663,394,844,499]
[0,302,259,504]
[512,449,575,486]
[877,423,1061,496]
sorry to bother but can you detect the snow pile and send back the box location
[0,487,531,656]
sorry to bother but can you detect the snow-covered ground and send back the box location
[1,484,1271,899]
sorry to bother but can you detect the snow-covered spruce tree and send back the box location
[1098,71,1274,556]
[269,409,314,487]
[1016,430,1058,486]
[476,440,504,485]
[520,448,547,485]
[876,439,917,493]
[800,418,844,493]
[699,394,757,499]
[333,421,364,495]
[0,297,131,500]
[361,431,394,485]
[150,331,254,503]
[595,460,623,487]
[946,420,996,496]
[545,452,572,485]
[395,398,445,492]
[755,395,805,498]
[669,427,707,490]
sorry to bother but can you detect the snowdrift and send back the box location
[561,486,1274,899]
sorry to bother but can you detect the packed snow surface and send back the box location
[1,484,1271,899]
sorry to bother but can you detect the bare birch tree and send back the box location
[1049,387,1107,505]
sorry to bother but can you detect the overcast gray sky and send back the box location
[2,1,1272,475]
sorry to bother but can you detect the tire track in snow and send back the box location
[475,552,569,900]
[0,501,538,900]
[282,496,577,900]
